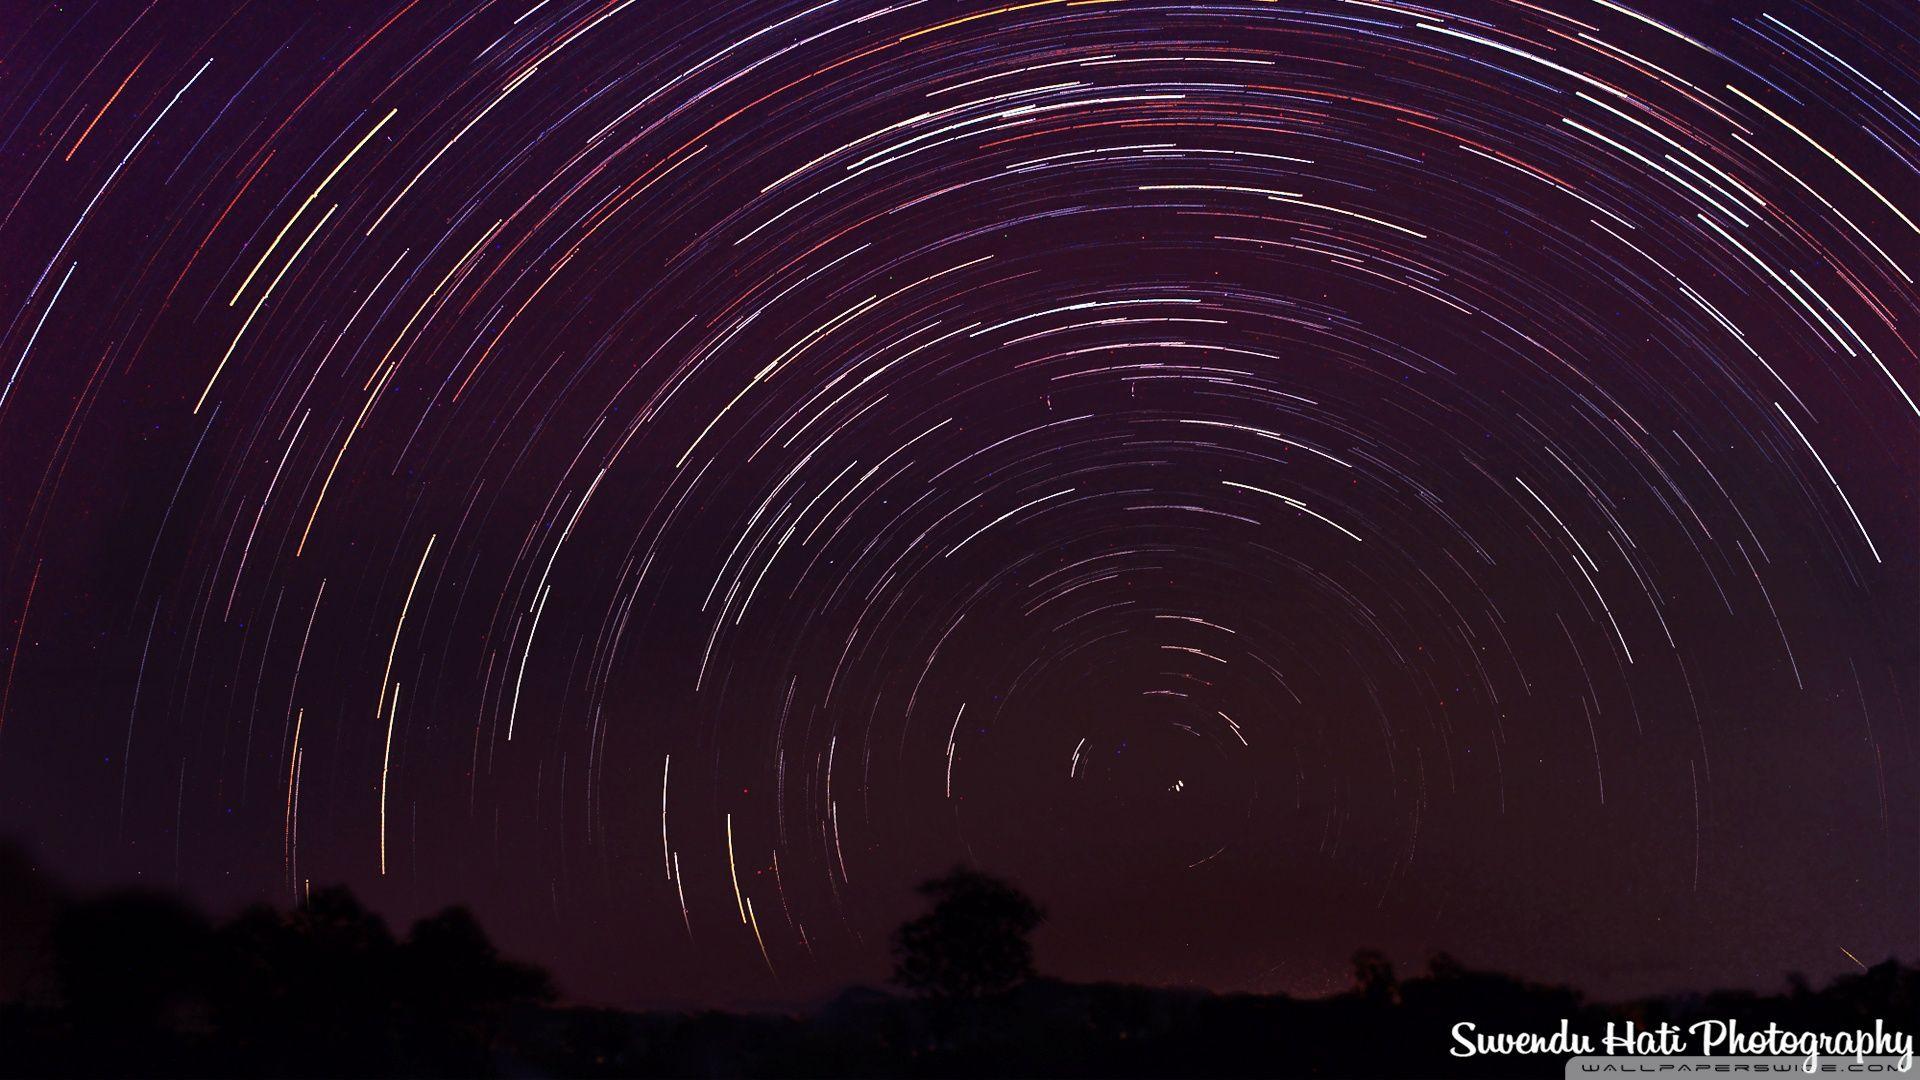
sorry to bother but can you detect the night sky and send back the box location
[0,0,1914,1012]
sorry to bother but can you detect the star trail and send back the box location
[0,0,1913,1007]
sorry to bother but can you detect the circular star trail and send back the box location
[0,0,1914,1004]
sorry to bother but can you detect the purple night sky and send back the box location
[0,0,1914,1011]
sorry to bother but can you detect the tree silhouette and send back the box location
[1351,948,1398,1004]
[203,887,404,1073]
[52,890,211,1043]
[891,866,1043,999]
[398,905,556,1073]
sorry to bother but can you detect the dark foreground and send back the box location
[0,847,1911,1078]
[3,956,1914,1078]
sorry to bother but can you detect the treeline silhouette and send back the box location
[0,839,552,1076]
[0,847,1913,1078]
